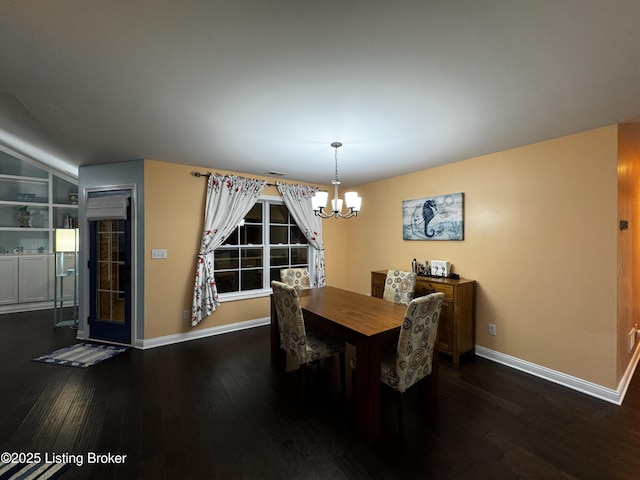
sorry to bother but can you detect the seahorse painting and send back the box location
[402,192,464,241]
[422,199,438,237]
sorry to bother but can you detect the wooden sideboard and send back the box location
[371,270,476,364]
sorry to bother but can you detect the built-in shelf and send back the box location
[0,148,78,254]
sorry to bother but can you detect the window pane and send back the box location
[214,249,239,270]
[270,204,288,224]
[290,225,307,244]
[270,225,287,244]
[291,247,308,265]
[245,203,262,223]
[240,225,262,245]
[241,248,262,268]
[222,228,238,245]
[216,271,239,293]
[270,247,289,266]
[271,268,283,283]
[241,269,262,290]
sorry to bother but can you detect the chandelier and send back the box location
[312,142,362,219]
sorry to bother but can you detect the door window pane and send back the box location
[95,219,126,323]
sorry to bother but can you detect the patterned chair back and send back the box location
[382,269,417,305]
[271,280,309,364]
[390,292,444,393]
[280,268,311,290]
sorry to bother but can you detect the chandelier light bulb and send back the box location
[312,142,361,219]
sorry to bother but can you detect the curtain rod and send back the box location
[191,171,326,191]
[191,171,277,187]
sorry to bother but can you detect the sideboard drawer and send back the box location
[420,282,453,300]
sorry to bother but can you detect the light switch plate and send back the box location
[151,249,167,259]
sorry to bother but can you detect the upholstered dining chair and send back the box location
[280,268,311,290]
[271,280,345,401]
[383,269,417,305]
[351,292,444,438]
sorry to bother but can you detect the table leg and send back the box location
[431,346,439,402]
[355,335,382,443]
[270,294,279,364]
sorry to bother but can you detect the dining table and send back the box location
[270,285,439,443]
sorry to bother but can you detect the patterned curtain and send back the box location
[192,174,266,326]
[276,182,326,287]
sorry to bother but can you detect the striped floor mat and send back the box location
[32,343,127,368]
[0,461,69,479]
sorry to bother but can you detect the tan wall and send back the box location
[143,160,347,339]
[345,126,619,388]
[142,126,630,389]
[617,124,640,379]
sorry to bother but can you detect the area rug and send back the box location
[32,343,128,368]
[0,460,69,479]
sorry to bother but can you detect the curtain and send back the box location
[192,174,266,326]
[276,182,326,287]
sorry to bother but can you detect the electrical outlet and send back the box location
[488,324,497,336]
[183,310,190,321]
[151,249,167,259]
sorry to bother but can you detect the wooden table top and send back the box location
[298,286,408,337]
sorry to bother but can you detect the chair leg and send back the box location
[396,391,406,440]
[298,364,308,404]
[339,351,346,398]
[351,367,357,413]
[419,375,435,418]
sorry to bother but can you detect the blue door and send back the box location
[88,197,132,345]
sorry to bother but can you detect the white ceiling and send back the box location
[2,1,640,187]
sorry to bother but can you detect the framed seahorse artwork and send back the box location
[402,192,464,240]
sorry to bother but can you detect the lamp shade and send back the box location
[55,228,79,252]
[344,191,362,211]
[312,191,328,211]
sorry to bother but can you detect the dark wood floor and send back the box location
[2,310,640,480]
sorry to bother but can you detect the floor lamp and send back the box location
[54,228,79,328]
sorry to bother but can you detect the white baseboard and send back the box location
[92,313,640,406]
[475,345,640,405]
[0,301,54,315]
[136,317,271,350]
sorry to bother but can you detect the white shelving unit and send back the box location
[0,147,78,313]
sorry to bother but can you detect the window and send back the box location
[213,198,309,298]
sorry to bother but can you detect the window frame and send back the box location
[215,194,311,302]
